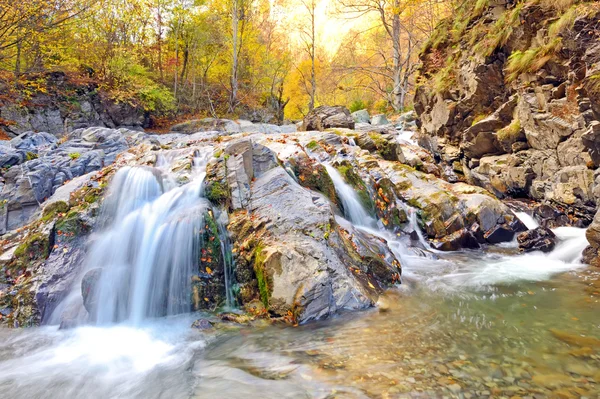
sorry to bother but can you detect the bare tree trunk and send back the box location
[156,0,164,80]
[173,19,179,99]
[14,37,21,86]
[391,0,402,112]
[309,0,316,111]
[229,0,240,113]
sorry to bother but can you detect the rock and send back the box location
[351,109,370,123]
[413,2,600,230]
[171,118,241,134]
[0,127,139,234]
[81,268,102,316]
[301,106,355,131]
[0,72,144,137]
[581,121,600,166]
[517,227,556,253]
[371,114,389,126]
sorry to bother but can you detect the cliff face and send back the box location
[0,72,146,138]
[414,0,600,258]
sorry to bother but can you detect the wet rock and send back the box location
[517,227,556,253]
[0,127,139,234]
[301,105,354,131]
[351,109,370,123]
[192,318,214,330]
[171,118,240,134]
[371,114,389,126]
[81,268,102,316]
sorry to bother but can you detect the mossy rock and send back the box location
[291,157,337,203]
[192,211,226,310]
[12,233,51,269]
[205,181,230,205]
[41,201,70,222]
[374,179,407,230]
[252,242,271,308]
[368,132,397,161]
[55,211,91,239]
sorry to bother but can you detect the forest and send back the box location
[0,0,450,125]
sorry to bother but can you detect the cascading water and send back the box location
[51,148,223,325]
[325,159,591,290]
[323,163,376,228]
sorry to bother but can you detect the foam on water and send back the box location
[0,317,201,399]
[326,166,590,290]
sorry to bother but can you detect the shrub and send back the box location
[349,99,367,113]
[69,152,81,160]
[505,38,562,82]
[549,6,578,37]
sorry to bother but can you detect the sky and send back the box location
[271,0,377,56]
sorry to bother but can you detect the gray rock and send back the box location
[371,114,390,126]
[301,106,355,131]
[351,109,371,123]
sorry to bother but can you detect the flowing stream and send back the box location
[0,151,599,398]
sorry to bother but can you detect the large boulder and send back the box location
[517,227,557,253]
[351,109,370,123]
[171,118,241,134]
[301,106,354,131]
[0,128,142,234]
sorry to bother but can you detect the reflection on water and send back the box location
[194,267,600,398]
[1,245,599,398]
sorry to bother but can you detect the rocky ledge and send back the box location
[0,118,526,326]
[414,0,600,261]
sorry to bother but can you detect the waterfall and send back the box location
[323,163,376,227]
[515,212,539,230]
[214,208,237,308]
[50,148,228,325]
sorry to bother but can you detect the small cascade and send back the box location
[214,208,237,308]
[515,212,539,230]
[51,148,224,325]
[323,163,376,228]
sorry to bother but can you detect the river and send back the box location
[0,145,599,398]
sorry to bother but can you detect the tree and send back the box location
[336,0,447,111]
[298,0,317,111]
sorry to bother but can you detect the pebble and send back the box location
[448,384,462,393]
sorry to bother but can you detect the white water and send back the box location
[52,149,214,325]
[326,165,590,290]
[0,316,201,399]
[515,211,539,230]
[323,163,376,228]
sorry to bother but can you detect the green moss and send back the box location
[205,181,230,205]
[497,119,521,142]
[41,201,70,221]
[68,152,81,160]
[505,38,563,82]
[84,193,99,203]
[253,243,270,308]
[306,140,319,150]
[368,132,395,160]
[25,152,38,161]
[13,233,50,267]
[55,211,90,238]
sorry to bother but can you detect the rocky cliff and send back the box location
[414,0,600,259]
[0,71,146,138]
